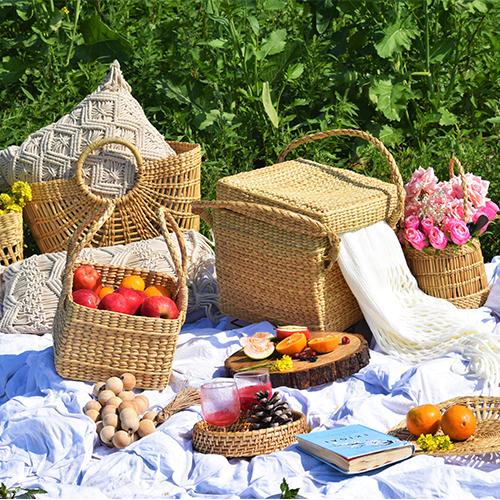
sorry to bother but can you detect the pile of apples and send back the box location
[83,372,159,449]
[72,264,179,319]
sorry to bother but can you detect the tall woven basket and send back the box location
[194,129,405,331]
[53,204,188,390]
[25,137,201,254]
[0,211,23,266]
[403,157,489,309]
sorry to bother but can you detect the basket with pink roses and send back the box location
[400,157,498,309]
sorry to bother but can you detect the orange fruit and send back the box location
[406,404,441,436]
[120,275,145,291]
[276,333,307,356]
[308,335,340,354]
[440,404,476,441]
[98,286,114,300]
[144,284,170,298]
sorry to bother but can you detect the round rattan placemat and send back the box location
[388,396,500,456]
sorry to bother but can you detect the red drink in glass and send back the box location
[234,369,272,412]
[200,380,240,428]
[204,408,241,427]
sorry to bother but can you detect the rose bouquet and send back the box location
[399,164,498,251]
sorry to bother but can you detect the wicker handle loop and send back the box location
[449,156,470,221]
[75,137,144,202]
[192,200,340,267]
[278,128,405,228]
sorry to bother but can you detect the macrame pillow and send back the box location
[0,231,222,335]
[0,61,175,198]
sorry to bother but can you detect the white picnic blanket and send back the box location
[0,262,499,499]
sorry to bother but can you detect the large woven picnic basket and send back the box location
[193,129,404,331]
[403,157,489,309]
[0,211,23,266]
[53,203,188,390]
[25,137,201,253]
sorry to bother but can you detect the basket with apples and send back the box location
[53,203,187,390]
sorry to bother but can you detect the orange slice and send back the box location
[276,333,307,356]
[308,335,340,354]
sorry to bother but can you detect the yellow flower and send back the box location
[0,209,5,216]
[0,193,13,208]
[10,181,32,207]
[61,6,70,15]
[5,203,22,213]
[270,355,294,372]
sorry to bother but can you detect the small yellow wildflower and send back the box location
[416,434,454,452]
[0,193,12,208]
[270,355,293,372]
[10,181,32,207]
[5,203,22,213]
[61,6,70,15]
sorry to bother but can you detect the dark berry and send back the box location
[341,336,350,345]
[292,352,300,359]
[308,356,318,362]
[310,350,317,356]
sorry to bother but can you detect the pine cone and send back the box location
[247,391,294,430]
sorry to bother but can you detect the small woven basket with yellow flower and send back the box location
[0,181,32,266]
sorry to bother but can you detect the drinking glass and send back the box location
[234,369,272,412]
[200,380,241,427]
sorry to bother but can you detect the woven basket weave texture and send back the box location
[53,204,188,390]
[0,212,23,266]
[25,137,201,254]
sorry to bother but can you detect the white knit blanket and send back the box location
[337,221,500,392]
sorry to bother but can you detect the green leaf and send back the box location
[80,14,132,50]
[258,29,287,59]
[263,0,286,10]
[248,15,259,35]
[262,81,279,128]
[369,79,412,121]
[286,63,304,80]
[280,478,300,499]
[375,21,419,59]
[378,125,404,146]
[438,107,458,126]
[206,38,226,48]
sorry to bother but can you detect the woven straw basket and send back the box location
[389,396,500,456]
[53,204,188,390]
[403,157,489,309]
[192,411,308,458]
[25,137,201,254]
[0,211,23,266]
[193,129,404,331]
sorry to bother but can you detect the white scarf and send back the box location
[337,221,500,392]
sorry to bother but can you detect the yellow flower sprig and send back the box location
[0,181,32,215]
[416,434,454,452]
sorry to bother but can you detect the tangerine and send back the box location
[144,284,170,298]
[120,275,145,291]
[440,404,476,441]
[99,286,115,299]
[406,404,441,436]
[308,335,340,354]
[276,332,307,356]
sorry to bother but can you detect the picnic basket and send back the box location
[193,129,404,331]
[25,137,201,254]
[403,157,489,309]
[53,203,188,390]
[0,211,23,266]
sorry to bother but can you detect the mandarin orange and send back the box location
[120,275,145,291]
[440,404,476,441]
[406,404,441,436]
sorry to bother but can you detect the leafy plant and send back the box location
[280,478,300,499]
[0,482,46,499]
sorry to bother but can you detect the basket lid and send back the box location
[217,159,400,234]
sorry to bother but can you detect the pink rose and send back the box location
[447,198,467,223]
[405,215,420,229]
[404,200,422,217]
[447,219,471,245]
[405,167,438,198]
[484,200,499,220]
[465,174,489,208]
[404,228,428,251]
[420,217,434,234]
[428,227,448,250]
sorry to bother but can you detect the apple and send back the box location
[72,289,100,309]
[140,296,179,319]
[275,325,311,341]
[98,292,131,315]
[116,287,146,315]
[73,265,102,292]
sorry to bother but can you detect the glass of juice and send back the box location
[200,380,241,428]
[234,369,272,412]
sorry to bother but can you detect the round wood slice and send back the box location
[225,332,370,390]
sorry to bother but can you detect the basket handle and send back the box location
[192,199,340,267]
[278,128,405,227]
[75,137,145,203]
[449,156,470,222]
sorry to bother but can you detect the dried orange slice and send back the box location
[308,335,340,354]
[276,332,307,356]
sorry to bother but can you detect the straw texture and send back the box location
[192,411,308,458]
[194,129,404,331]
[403,157,489,309]
[389,396,500,456]
[25,137,201,254]
[53,203,188,390]
[0,211,23,266]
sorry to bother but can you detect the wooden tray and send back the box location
[225,332,370,389]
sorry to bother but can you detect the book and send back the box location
[296,424,415,474]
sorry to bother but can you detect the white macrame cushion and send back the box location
[0,231,222,334]
[0,60,175,198]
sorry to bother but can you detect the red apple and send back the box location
[73,265,102,292]
[98,292,131,315]
[72,289,100,309]
[116,287,146,315]
[140,296,179,319]
[275,325,311,341]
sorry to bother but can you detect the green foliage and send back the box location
[280,478,300,499]
[0,482,46,499]
[0,0,498,259]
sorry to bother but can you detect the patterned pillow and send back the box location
[0,61,175,198]
[0,231,222,334]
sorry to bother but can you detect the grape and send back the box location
[341,336,350,345]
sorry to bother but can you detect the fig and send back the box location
[120,373,136,391]
[137,419,156,438]
[105,376,124,395]
[112,430,131,449]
